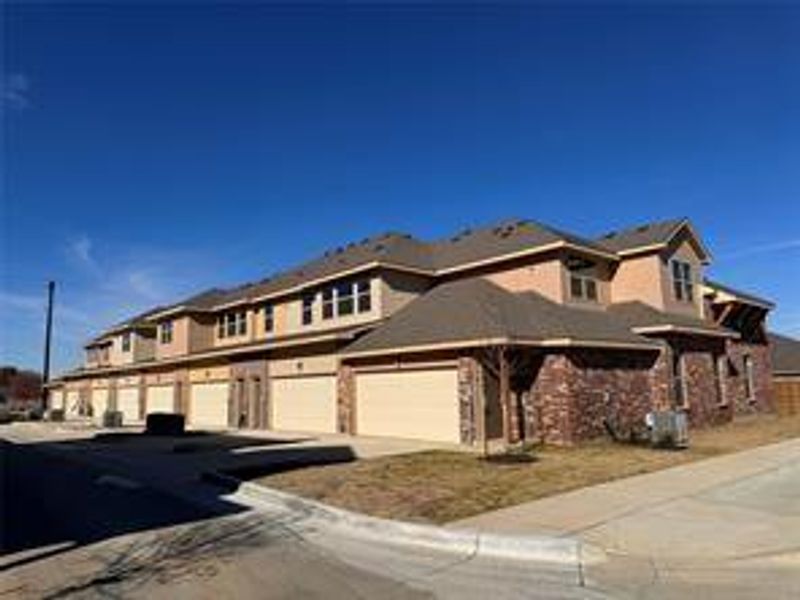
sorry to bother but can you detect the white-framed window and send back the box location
[264,304,274,332]
[356,279,371,313]
[569,274,598,302]
[336,281,354,316]
[302,294,314,325]
[218,311,247,339]
[159,321,173,345]
[671,259,694,302]
[322,288,334,320]
[121,332,132,353]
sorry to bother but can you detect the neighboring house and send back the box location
[49,217,775,445]
[769,333,800,415]
[0,366,43,410]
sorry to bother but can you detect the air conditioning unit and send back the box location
[647,410,689,449]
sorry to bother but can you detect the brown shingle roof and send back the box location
[342,278,657,356]
[770,333,800,375]
[431,218,614,270]
[607,301,735,337]
[596,218,686,254]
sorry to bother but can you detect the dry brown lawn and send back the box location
[254,414,800,524]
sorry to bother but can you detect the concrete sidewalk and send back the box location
[454,438,800,563]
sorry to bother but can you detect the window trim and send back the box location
[263,304,274,332]
[356,279,372,313]
[218,311,248,339]
[159,321,173,345]
[336,281,354,316]
[671,259,694,303]
[302,294,314,326]
[121,332,132,353]
[569,274,599,302]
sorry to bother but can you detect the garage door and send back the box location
[355,369,460,443]
[66,391,81,417]
[189,382,229,429]
[91,388,109,423]
[50,390,64,411]
[271,376,337,433]
[147,385,175,415]
[117,388,141,424]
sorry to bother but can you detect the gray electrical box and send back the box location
[648,410,689,448]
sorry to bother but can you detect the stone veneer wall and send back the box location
[457,356,481,445]
[336,364,355,434]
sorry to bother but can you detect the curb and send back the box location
[203,470,605,566]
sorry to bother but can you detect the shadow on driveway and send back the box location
[0,429,357,574]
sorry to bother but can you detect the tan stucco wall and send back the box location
[380,270,432,315]
[659,237,705,318]
[610,254,665,309]
[189,365,231,383]
[481,256,564,302]
[155,317,190,359]
[269,353,338,378]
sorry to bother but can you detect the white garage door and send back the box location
[271,376,337,433]
[66,391,82,417]
[117,388,141,424]
[147,385,175,415]
[189,382,229,429]
[91,388,109,423]
[50,390,64,411]
[355,368,460,443]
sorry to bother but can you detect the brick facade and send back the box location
[528,350,657,445]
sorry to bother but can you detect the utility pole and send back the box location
[42,280,55,412]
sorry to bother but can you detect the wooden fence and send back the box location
[774,377,800,415]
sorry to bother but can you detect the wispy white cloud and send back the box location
[717,238,800,261]
[65,234,100,273]
[2,73,30,110]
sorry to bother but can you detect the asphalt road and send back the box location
[0,440,430,599]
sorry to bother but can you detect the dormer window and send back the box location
[121,332,132,353]
[264,304,274,332]
[671,260,694,302]
[336,282,354,316]
[567,256,598,303]
[356,279,372,312]
[322,288,334,320]
[218,311,247,339]
[159,321,173,344]
[570,275,598,302]
[302,294,314,325]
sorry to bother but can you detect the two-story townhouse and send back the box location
[49,217,775,446]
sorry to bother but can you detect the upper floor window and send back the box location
[569,275,598,302]
[159,321,173,345]
[336,282,354,316]
[121,332,132,353]
[302,294,314,325]
[264,304,274,332]
[356,279,372,312]
[671,260,694,302]
[322,288,334,320]
[218,311,247,339]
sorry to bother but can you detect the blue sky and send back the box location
[2,3,799,374]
